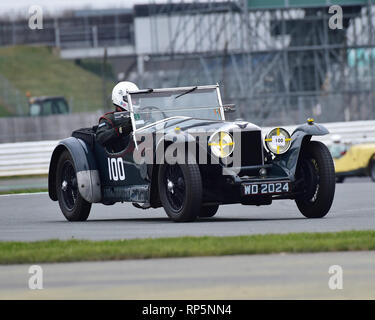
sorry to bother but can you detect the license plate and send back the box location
[242,181,290,196]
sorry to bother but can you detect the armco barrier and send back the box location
[0,140,56,177]
[0,120,374,177]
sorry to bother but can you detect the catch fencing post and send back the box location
[55,27,60,48]
[92,26,98,48]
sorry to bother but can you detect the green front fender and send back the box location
[269,123,329,180]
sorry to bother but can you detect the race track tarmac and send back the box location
[0,178,374,241]
[0,251,374,299]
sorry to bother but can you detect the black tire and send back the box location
[295,141,335,218]
[56,150,91,221]
[369,160,375,182]
[158,163,202,222]
[199,205,219,218]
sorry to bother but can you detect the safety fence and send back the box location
[0,120,374,177]
[0,13,133,49]
[0,74,29,116]
[0,140,55,177]
[0,111,102,143]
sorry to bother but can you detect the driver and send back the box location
[96,81,139,150]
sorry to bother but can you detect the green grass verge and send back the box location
[0,46,115,115]
[0,230,374,265]
[0,188,47,195]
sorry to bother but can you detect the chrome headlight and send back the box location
[208,131,235,158]
[264,127,292,155]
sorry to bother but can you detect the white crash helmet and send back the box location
[112,81,139,110]
[331,134,342,143]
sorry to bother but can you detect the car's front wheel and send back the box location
[295,141,335,218]
[56,150,91,221]
[158,163,202,222]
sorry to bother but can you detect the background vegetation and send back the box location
[0,46,115,116]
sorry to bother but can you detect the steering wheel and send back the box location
[137,106,167,125]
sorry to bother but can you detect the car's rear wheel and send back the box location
[158,163,202,222]
[199,205,219,218]
[295,141,335,218]
[56,150,91,221]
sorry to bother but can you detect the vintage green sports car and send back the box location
[48,85,336,222]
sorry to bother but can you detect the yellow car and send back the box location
[330,142,375,182]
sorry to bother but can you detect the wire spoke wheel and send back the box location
[61,160,78,210]
[56,150,91,221]
[164,164,186,211]
[299,158,320,203]
[158,157,202,222]
[295,141,335,218]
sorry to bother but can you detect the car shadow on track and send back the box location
[48,216,306,223]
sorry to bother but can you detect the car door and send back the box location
[95,135,147,188]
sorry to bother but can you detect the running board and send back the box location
[102,184,149,203]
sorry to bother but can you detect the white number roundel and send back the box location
[108,158,125,181]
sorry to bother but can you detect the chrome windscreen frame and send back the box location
[126,91,138,148]
[126,84,225,148]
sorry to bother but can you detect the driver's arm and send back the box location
[96,111,132,147]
